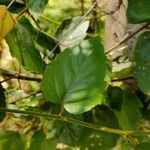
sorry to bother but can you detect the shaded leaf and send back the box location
[6,16,45,73]
[0,5,14,41]
[41,102,81,145]
[55,17,89,50]
[0,84,6,122]
[26,0,49,18]
[127,0,150,23]
[36,30,60,54]
[0,131,26,150]
[0,0,25,13]
[42,37,107,114]
[29,130,56,150]
[78,105,120,149]
[136,142,150,150]
[107,87,142,131]
[133,32,150,95]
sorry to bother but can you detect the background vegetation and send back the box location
[0,0,150,149]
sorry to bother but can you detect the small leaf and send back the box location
[29,130,56,150]
[0,131,27,150]
[42,37,107,114]
[0,84,6,122]
[0,5,14,41]
[6,16,45,73]
[36,30,60,54]
[26,0,49,18]
[127,0,150,23]
[133,32,150,95]
[55,17,89,51]
[107,87,142,131]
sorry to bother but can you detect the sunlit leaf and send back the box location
[133,32,150,95]
[55,17,89,51]
[127,0,150,23]
[42,37,107,114]
[0,131,26,150]
[0,5,14,41]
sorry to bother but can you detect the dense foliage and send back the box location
[0,0,150,149]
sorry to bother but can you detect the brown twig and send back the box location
[0,72,42,83]
[105,23,150,54]
[112,76,134,82]
[80,0,84,15]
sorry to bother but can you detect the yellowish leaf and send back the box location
[0,5,15,41]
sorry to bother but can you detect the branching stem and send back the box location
[0,107,150,137]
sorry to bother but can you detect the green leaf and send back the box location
[41,102,81,145]
[107,87,142,131]
[136,142,150,150]
[26,0,48,18]
[127,0,150,23]
[36,30,60,54]
[0,84,6,122]
[120,143,135,150]
[29,130,56,150]
[0,131,26,150]
[42,37,107,114]
[6,16,45,73]
[55,17,89,51]
[133,32,150,95]
[78,105,120,149]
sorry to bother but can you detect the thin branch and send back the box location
[15,7,28,19]
[7,0,15,9]
[0,107,150,137]
[8,90,42,104]
[105,23,150,54]
[39,16,60,25]
[28,11,42,30]
[0,70,42,83]
[112,76,134,82]
[80,0,84,15]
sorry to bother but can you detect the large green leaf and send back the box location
[26,0,48,18]
[6,16,45,73]
[0,131,26,150]
[29,130,56,150]
[107,87,142,131]
[127,0,150,23]
[0,84,6,122]
[55,17,89,51]
[133,32,150,95]
[78,105,120,149]
[42,37,107,114]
